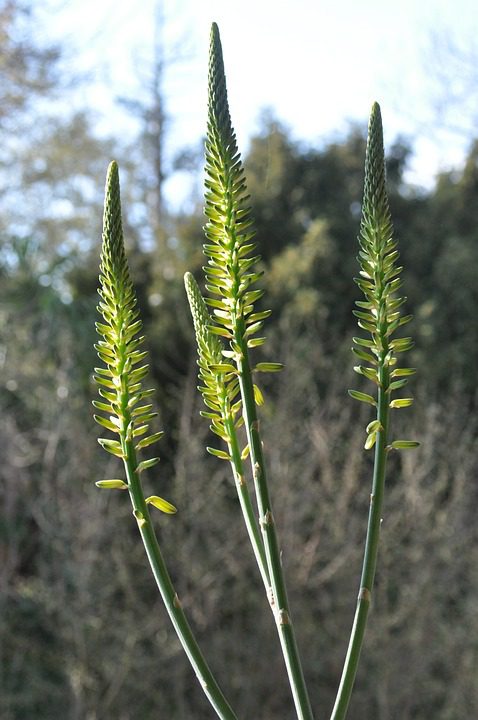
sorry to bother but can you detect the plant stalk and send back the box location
[222,408,271,593]
[330,366,390,720]
[236,326,315,720]
[122,421,238,720]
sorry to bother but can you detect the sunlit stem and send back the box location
[236,324,315,720]
[119,409,238,720]
[222,402,271,592]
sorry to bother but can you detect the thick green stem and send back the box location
[122,425,238,720]
[236,330,315,720]
[330,368,390,720]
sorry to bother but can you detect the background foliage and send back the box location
[1,3,477,718]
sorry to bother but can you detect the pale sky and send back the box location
[41,0,478,206]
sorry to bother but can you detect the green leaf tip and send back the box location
[254,362,284,373]
[366,420,382,434]
[146,495,177,514]
[348,389,376,407]
[95,479,129,490]
[253,384,265,406]
[389,440,420,450]
[207,446,231,461]
[98,438,124,457]
[136,457,160,473]
[389,397,414,409]
[364,432,378,450]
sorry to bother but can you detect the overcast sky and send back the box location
[42,0,478,205]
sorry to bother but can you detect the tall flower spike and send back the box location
[94,161,167,476]
[196,24,313,720]
[94,163,238,720]
[331,103,418,720]
[204,23,271,354]
[184,271,242,453]
[349,102,418,451]
[185,271,270,591]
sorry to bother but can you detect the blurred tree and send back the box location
[1,5,478,715]
[0,1,123,293]
[392,139,478,395]
[0,0,60,130]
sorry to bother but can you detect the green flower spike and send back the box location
[348,101,418,445]
[185,271,270,592]
[95,161,165,479]
[95,161,238,720]
[190,23,314,720]
[331,103,418,720]
[205,23,279,379]
[184,270,240,452]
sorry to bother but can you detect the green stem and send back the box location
[223,408,271,593]
[330,367,390,720]
[122,425,238,720]
[236,329,315,720]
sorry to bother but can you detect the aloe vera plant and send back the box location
[92,25,418,720]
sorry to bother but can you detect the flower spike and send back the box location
[94,161,163,466]
[182,24,315,720]
[94,162,238,720]
[204,23,267,348]
[350,102,418,445]
[332,103,418,720]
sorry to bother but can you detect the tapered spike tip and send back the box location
[102,159,125,269]
[184,272,216,351]
[106,159,119,181]
[362,101,389,225]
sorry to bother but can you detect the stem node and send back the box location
[133,509,147,528]
[260,510,274,528]
[278,609,291,626]
[358,587,371,603]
